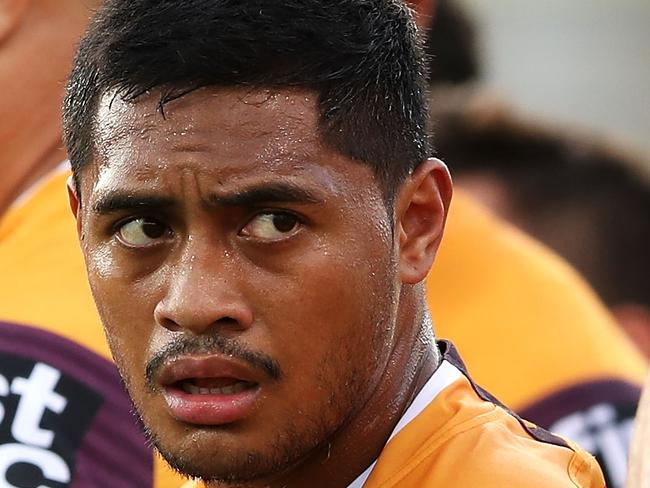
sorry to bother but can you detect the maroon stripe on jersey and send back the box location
[439,339,572,450]
[519,379,640,428]
[0,321,153,487]
[518,377,639,488]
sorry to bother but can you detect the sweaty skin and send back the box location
[70,87,451,487]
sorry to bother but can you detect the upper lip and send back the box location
[156,354,263,388]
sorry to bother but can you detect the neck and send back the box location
[207,290,440,488]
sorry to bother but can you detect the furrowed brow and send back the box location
[206,183,323,208]
[91,192,176,215]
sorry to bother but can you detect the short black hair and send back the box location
[436,107,650,307]
[63,0,430,198]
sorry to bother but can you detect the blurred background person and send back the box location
[409,1,649,487]
[434,103,650,356]
[0,1,182,486]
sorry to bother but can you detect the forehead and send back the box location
[94,87,319,165]
[84,86,373,199]
[82,86,387,214]
[86,88,376,198]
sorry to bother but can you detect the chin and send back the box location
[159,450,270,484]
[156,440,310,485]
[147,423,319,485]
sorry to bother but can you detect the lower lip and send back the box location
[162,385,260,425]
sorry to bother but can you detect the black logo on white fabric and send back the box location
[0,353,102,488]
[550,402,636,488]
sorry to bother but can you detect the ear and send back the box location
[0,0,32,44]
[66,175,83,236]
[405,0,437,30]
[395,158,452,284]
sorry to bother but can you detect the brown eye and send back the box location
[118,218,170,247]
[240,212,300,241]
[271,213,298,233]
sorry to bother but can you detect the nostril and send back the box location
[205,317,244,334]
[158,317,182,332]
[216,317,239,325]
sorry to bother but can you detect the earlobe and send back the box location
[396,158,452,284]
[0,0,32,44]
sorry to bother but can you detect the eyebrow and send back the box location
[205,183,323,208]
[90,183,323,215]
[91,193,175,215]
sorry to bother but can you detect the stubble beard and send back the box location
[138,340,383,486]
[109,262,398,486]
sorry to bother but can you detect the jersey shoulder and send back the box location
[366,345,605,488]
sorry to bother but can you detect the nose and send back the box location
[154,243,254,335]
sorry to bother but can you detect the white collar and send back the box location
[347,360,464,488]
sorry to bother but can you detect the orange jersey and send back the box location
[428,191,647,487]
[0,168,184,488]
[182,342,605,488]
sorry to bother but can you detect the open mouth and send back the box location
[156,354,266,425]
[175,378,258,396]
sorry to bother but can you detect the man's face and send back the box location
[75,87,403,482]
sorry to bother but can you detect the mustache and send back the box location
[145,335,283,389]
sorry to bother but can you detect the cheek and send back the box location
[255,240,398,389]
[269,258,397,432]
[83,240,111,278]
[85,245,158,376]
